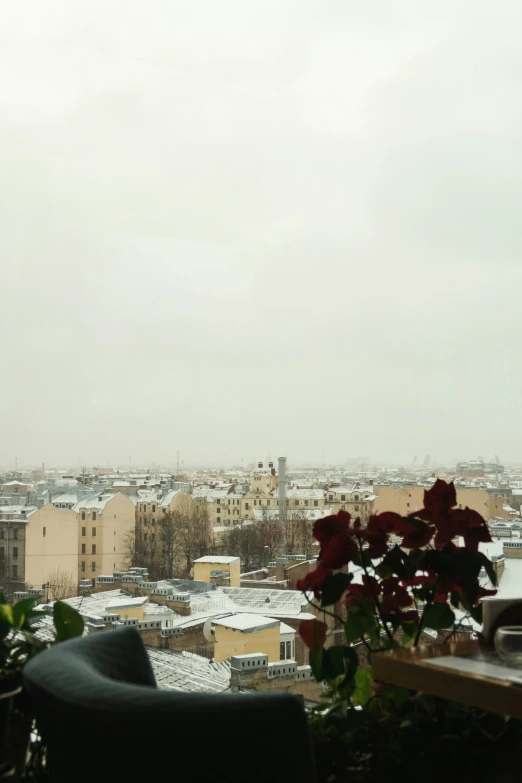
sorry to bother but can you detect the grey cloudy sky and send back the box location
[1,0,522,469]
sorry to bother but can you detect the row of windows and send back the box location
[280,640,295,660]
[0,546,17,558]
[340,505,360,512]
[329,494,362,502]
[140,504,157,512]
[81,544,97,554]
[81,527,97,537]
[80,562,97,572]
[139,518,156,525]
[80,511,97,521]
[0,528,20,539]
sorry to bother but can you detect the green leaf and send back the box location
[344,611,369,643]
[343,646,359,681]
[321,572,353,607]
[322,646,347,680]
[422,603,455,631]
[353,668,372,706]
[376,546,411,580]
[12,597,36,629]
[309,648,323,681]
[401,619,417,645]
[53,601,84,641]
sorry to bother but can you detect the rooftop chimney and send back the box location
[258,462,263,469]
[278,457,287,545]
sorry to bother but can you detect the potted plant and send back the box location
[0,594,84,780]
[297,480,521,783]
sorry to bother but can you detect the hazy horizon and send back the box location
[2,1,522,467]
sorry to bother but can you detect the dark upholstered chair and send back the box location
[23,627,315,783]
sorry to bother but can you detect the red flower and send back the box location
[341,575,381,606]
[451,508,492,553]
[381,577,413,613]
[399,518,434,550]
[362,512,403,558]
[422,479,457,515]
[433,574,461,604]
[398,609,420,626]
[314,510,358,569]
[477,587,498,599]
[299,619,327,652]
[296,564,332,600]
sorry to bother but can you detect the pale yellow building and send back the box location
[76,493,136,585]
[25,504,78,590]
[193,555,240,587]
[211,614,282,663]
[371,485,507,521]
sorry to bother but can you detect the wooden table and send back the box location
[371,640,522,719]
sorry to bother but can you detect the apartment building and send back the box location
[77,493,136,585]
[325,485,375,523]
[371,485,508,521]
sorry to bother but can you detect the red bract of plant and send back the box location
[298,480,498,655]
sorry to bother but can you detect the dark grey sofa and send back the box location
[23,627,315,782]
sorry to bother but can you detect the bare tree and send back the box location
[222,524,262,572]
[174,500,213,578]
[285,508,316,558]
[45,568,77,601]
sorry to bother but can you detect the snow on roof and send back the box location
[148,648,231,693]
[212,613,279,633]
[279,622,295,635]
[105,596,149,611]
[73,493,117,512]
[159,489,183,508]
[194,556,240,564]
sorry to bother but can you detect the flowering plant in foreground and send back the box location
[297,479,497,686]
[296,480,519,783]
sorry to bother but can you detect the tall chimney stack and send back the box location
[278,457,287,547]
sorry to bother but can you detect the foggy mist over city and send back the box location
[2,0,522,468]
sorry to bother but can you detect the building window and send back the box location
[0,547,4,557]
[12,529,17,540]
[152,518,155,524]
[355,505,359,512]
[81,561,85,572]
[92,544,96,555]
[304,500,309,506]
[92,512,97,521]
[42,527,46,537]
[144,533,148,542]
[314,500,318,507]
[295,500,299,506]
[341,505,346,511]
[286,640,292,659]
[12,565,17,579]
[12,547,18,559]
[81,511,86,521]
[92,527,96,537]
[81,544,86,554]
[91,562,96,572]
[217,517,220,523]
[144,518,148,526]
[280,642,285,660]
[341,495,345,501]
[81,527,86,537]
[152,504,156,512]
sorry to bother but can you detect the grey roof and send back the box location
[147,648,231,693]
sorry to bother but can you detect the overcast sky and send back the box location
[1,0,522,469]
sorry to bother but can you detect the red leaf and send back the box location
[299,619,327,652]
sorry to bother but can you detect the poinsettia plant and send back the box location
[297,479,497,684]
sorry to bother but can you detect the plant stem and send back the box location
[303,594,342,624]
[413,579,439,647]
[355,534,394,643]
